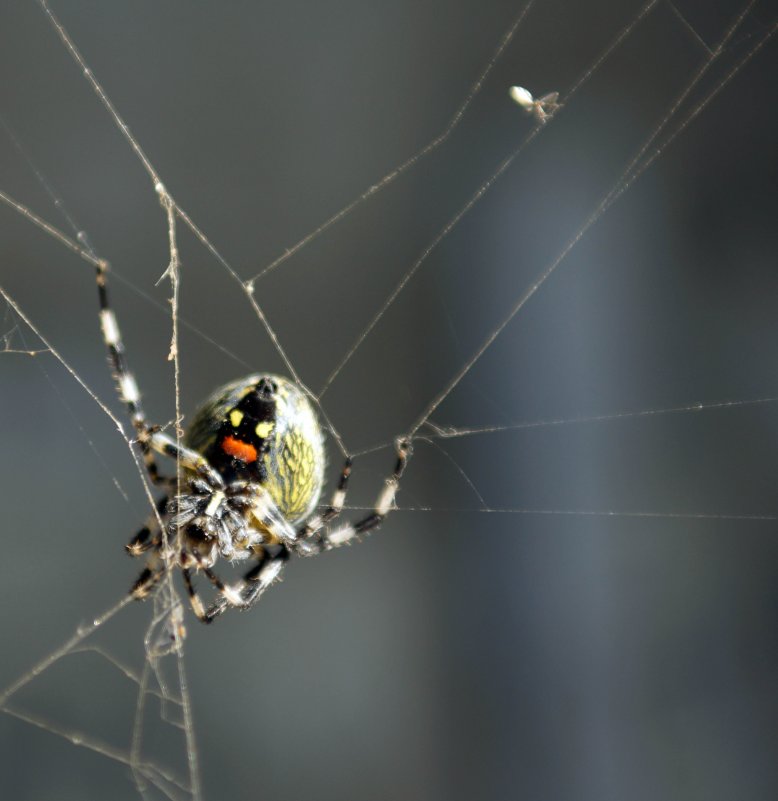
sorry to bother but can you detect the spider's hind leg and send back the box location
[181,568,210,622]
[295,437,412,554]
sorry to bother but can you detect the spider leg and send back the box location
[182,550,288,624]
[125,495,170,556]
[96,261,226,492]
[294,438,410,555]
[294,457,352,554]
[95,262,169,483]
[130,563,165,600]
[181,568,210,622]
[205,551,289,623]
[126,527,160,556]
[147,430,225,489]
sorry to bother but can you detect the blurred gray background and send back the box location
[1,0,777,799]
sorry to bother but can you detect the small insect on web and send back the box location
[509,85,562,123]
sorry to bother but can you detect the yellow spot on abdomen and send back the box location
[255,421,274,438]
[229,409,244,427]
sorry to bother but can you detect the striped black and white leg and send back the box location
[126,495,170,557]
[181,568,209,621]
[295,438,411,555]
[293,457,353,556]
[95,261,169,484]
[204,552,288,623]
[130,558,165,600]
[97,261,227,490]
[182,550,289,624]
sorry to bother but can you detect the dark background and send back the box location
[1,1,777,799]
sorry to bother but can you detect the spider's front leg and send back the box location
[144,429,226,492]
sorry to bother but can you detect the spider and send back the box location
[95,261,411,623]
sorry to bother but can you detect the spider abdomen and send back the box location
[184,374,326,529]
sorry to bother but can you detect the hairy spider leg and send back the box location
[294,438,411,555]
[95,261,225,491]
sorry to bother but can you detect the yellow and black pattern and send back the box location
[185,373,326,527]
[261,383,325,523]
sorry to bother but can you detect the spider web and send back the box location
[1,1,777,799]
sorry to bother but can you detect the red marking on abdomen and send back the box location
[221,435,258,463]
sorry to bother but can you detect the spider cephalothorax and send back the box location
[98,258,410,623]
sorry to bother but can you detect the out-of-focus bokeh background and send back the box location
[1,1,777,799]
